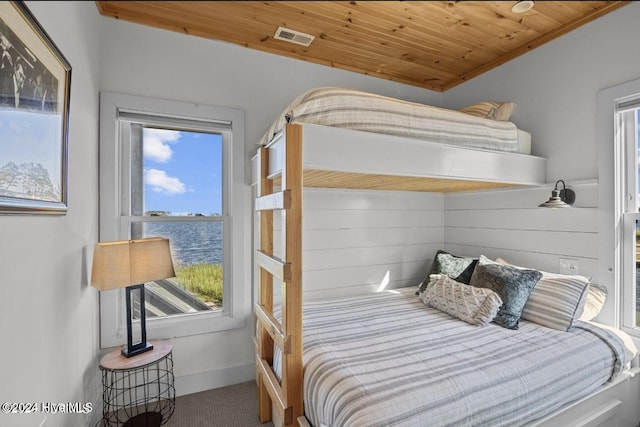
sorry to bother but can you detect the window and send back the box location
[619,102,640,332]
[98,92,247,347]
[598,77,640,337]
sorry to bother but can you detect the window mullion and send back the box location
[130,123,144,239]
[119,121,132,233]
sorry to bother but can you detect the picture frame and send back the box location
[0,1,71,214]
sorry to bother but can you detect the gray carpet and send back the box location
[165,381,274,427]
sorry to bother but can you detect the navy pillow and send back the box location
[469,257,542,330]
[417,250,478,294]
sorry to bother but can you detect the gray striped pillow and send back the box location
[520,272,591,331]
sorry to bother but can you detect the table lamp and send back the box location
[91,237,175,357]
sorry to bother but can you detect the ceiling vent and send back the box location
[274,26,315,47]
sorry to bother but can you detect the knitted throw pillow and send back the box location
[419,274,502,326]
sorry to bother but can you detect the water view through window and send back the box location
[131,127,224,318]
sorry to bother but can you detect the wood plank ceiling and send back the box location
[95,1,628,92]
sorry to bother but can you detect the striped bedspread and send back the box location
[258,87,520,152]
[298,288,628,427]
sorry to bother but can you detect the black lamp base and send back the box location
[121,341,154,358]
[123,284,153,358]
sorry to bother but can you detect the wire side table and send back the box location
[99,340,175,427]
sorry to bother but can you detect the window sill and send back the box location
[146,310,247,339]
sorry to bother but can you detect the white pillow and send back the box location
[419,274,502,326]
[579,285,607,321]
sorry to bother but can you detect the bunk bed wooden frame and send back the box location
[253,123,640,427]
[253,122,547,426]
[255,124,304,427]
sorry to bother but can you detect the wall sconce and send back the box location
[512,1,535,13]
[538,180,575,208]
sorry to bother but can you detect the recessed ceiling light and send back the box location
[512,0,535,14]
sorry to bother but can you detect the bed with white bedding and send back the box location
[259,87,531,154]
[254,87,545,194]
[291,287,632,427]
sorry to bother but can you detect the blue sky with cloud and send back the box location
[143,128,222,215]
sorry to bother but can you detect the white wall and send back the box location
[443,2,640,184]
[98,14,442,397]
[0,2,102,427]
[268,188,443,302]
[245,4,640,317]
[98,18,443,171]
[444,181,598,279]
[441,2,640,327]
[2,4,636,425]
[96,3,640,394]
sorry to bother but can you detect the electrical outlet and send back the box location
[559,258,580,275]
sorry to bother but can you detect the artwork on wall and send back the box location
[0,1,71,214]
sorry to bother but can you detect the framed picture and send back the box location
[0,1,71,214]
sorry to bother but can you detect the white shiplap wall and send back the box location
[302,189,443,299]
[263,188,443,303]
[444,181,599,281]
[255,180,599,304]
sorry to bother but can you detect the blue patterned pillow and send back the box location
[417,250,478,294]
[470,256,542,329]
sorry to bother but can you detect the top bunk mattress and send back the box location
[259,87,530,154]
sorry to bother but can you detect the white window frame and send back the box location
[98,92,246,348]
[598,77,640,338]
[620,107,640,334]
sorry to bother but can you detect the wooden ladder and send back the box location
[255,124,303,427]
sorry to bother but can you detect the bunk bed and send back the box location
[251,88,639,427]
[254,87,544,194]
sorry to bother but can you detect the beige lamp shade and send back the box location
[91,237,176,291]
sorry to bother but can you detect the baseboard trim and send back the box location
[174,363,256,397]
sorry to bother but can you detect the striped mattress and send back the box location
[291,287,629,427]
[258,87,524,153]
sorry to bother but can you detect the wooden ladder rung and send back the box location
[255,303,290,353]
[256,250,291,282]
[256,355,293,426]
[256,190,291,211]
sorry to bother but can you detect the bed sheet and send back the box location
[293,287,630,427]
